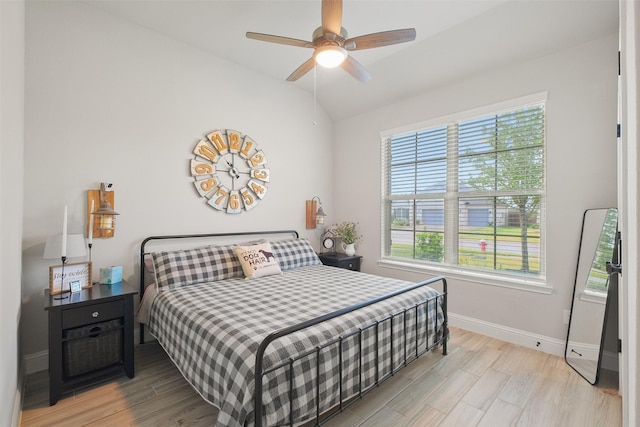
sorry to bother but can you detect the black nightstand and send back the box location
[318,253,362,271]
[44,280,137,405]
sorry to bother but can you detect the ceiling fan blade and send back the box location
[321,0,343,36]
[246,32,313,48]
[286,57,316,81]
[340,56,371,82]
[344,28,416,51]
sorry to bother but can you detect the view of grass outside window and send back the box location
[383,101,545,279]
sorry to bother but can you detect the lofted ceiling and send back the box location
[89,0,618,121]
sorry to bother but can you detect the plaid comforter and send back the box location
[147,265,445,426]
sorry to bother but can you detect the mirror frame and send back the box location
[565,208,618,384]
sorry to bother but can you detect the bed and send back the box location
[137,230,448,427]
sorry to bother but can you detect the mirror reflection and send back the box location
[565,208,618,384]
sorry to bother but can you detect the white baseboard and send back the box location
[602,349,620,371]
[23,315,612,374]
[24,350,48,375]
[447,313,620,372]
[12,355,25,427]
[448,312,567,357]
[12,371,22,427]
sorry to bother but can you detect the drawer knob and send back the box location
[92,311,99,318]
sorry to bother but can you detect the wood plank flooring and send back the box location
[20,327,622,426]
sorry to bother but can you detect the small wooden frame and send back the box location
[49,262,93,295]
[306,199,318,229]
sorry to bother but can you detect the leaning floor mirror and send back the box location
[565,208,618,384]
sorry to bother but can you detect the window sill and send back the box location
[580,289,607,304]
[377,258,553,295]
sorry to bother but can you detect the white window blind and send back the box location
[382,101,545,279]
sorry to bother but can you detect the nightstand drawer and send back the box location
[342,259,361,271]
[62,300,123,329]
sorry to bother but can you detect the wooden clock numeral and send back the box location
[227,130,243,153]
[207,186,230,210]
[191,159,215,176]
[240,187,258,210]
[226,191,243,214]
[248,179,267,199]
[193,140,218,163]
[240,136,256,159]
[251,168,270,182]
[193,177,218,198]
[206,130,229,156]
[248,150,267,168]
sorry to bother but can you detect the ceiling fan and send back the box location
[246,0,416,83]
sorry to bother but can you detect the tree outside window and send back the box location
[384,102,545,279]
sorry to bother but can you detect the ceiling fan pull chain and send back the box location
[313,64,317,126]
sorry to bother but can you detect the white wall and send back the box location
[22,2,333,361]
[1,0,25,424]
[333,33,618,347]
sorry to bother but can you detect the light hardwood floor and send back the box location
[20,327,621,426]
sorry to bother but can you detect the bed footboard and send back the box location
[254,276,448,426]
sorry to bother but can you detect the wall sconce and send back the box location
[87,183,119,240]
[305,196,327,229]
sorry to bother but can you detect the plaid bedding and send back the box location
[147,265,445,427]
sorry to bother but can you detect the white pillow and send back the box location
[234,241,282,279]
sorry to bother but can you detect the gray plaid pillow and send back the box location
[270,238,322,271]
[152,244,243,290]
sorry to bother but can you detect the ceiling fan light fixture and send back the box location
[246,2,415,82]
[315,45,347,68]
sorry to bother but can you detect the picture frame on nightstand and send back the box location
[48,262,92,295]
[321,229,337,254]
[69,280,82,293]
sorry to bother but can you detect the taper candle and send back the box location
[88,200,94,244]
[61,205,68,257]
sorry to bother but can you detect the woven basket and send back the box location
[63,319,123,377]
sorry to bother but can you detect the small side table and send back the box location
[44,280,137,405]
[318,253,362,272]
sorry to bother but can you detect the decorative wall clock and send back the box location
[190,129,269,213]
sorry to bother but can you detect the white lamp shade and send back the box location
[43,234,87,259]
[315,46,347,68]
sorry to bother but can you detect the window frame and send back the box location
[379,93,550,292]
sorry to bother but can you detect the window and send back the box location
[382,99,545,280]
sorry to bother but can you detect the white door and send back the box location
[618,1,639,425]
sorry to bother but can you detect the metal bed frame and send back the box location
[139,230,448,427]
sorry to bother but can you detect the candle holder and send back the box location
[53,256,68,300]
[44,234,87,296]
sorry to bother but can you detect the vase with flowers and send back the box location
[334,222,361,256]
